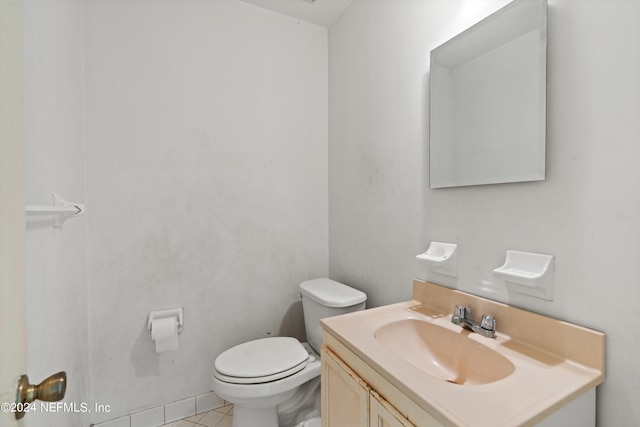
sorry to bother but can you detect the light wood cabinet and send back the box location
[322,346,419,427]
[322,333,445,427]
[321,347,369,427]
[370,390,415,427]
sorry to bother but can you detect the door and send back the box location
[370,390,415,427]
[0,1,26,426]
[321,347,370,427]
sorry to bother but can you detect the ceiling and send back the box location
[240,0,353,28]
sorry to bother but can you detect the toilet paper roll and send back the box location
[151,316,179,353]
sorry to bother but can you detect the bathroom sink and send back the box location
[322,281,605,427]
[373,319,515,385]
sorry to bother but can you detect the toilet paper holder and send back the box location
[147,308,184,337]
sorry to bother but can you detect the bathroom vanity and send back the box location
[320,280,604,427]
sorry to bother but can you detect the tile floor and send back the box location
[161,404,233,427]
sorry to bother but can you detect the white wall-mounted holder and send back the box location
[148,308,184,353]
[147,308,184,336]
[25,193,85,228]
[416,242,458,277]
[493,250,554,300]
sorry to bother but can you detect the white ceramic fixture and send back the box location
[493,250,554,300]
[416,242,458,277]
[211,278,366,427]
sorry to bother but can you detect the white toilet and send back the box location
[211,278,366,427]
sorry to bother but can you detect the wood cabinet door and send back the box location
[321,347,370,427]
[370,390,416,427]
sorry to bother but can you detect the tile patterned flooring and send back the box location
[161,404,233,427]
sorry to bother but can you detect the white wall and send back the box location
[329,0,640,425]
[23,1,90,426]
[82,0,328,422]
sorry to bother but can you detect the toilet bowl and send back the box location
[211,278,366,427]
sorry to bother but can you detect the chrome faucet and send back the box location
[451,305,496,338]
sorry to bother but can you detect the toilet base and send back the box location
[230,378,320,427]
[292,416,321,427]
[228,386,297,427]
[278,377,320,427]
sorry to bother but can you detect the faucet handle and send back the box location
[453,305,471,319]
[480,314,496,331]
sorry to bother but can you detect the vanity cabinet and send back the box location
[321,339,441,427]
[370,390,415,427]
[321,346,369,427]
[321,346,416,427]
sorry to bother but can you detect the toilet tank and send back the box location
[299,278,366,354]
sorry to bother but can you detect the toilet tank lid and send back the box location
[299,278,366,308]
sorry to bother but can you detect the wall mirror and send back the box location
[429,0,547,188]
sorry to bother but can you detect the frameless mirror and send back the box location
[429,0,547,188]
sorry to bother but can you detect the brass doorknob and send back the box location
[15,371,67,419]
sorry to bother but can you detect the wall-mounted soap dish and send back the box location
[416,242,457,277]
[493,250,554,300]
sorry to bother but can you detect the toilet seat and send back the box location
[214,337,309,384]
